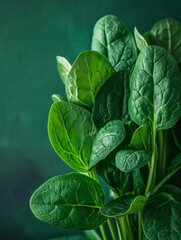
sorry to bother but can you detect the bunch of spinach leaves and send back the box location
[30,15,181,240]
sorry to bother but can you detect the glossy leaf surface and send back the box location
[30,173,106,231]
[134,27,148,52]
[56,56,71,84]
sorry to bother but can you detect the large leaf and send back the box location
[101,194,147,218]
[129,124,151,150]
[89,120,126,169]
[92,15,137,72]
[142,193,181,240]
[129,45,181,130]
[150,18,181,63]
[30,173,106,231]
[116,150,152,172]
[48,101,97,172]
[56,56,71,84]
[66,50,115,108]
[93,71,130,129]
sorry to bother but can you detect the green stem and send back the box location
[100,224,108,240]
[116,219,123,240]
[119,217,127,240]
[126,215,134,240]
[152,165,181,195]
[107,218,118,240]
[138,212,142,240]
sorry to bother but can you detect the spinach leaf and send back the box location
[48,101,97,172]
[142,193,181,240]
[133,169,145,195]
[93,71,128,129]
[101,194,147,218]
[143,32,150,44]
[92,15,137,72]
[134,27,148,52]
[89,120,126,169]
[116,150,152,172]
[129,45,181,130]
[158,185,181,196]
[30,173,106,231]
[129,124,151,150]
[66,50,115,108]
[52,94,67,103]
[150,18,181,63]
[168,153,181,173]
[56,56,71,84]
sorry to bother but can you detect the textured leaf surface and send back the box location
[66,50,115,108]
[93,71,130,129]
[52,94,67,103]
[116,150,152,172]
[89,120,126,169]
[56,56,71,84]
[92,15,137,72]
[150,18,181,63]
[168,153,181,173]
[142,193,181,240]
[30,173,106,231]
[129,45,181,130]
[134,27,148,52]
[101,194,147,218]
[129,124,151,150]
[48,101,97,172]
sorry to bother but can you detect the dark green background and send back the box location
[1,0,181,239]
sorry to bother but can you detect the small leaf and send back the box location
[52,94,67,103]
[168,153,181,173]
[150,18,181,63]
[134,27,148,51]
[66,50,115,108]
[89,120,126,169]
[101,195,148,218]
[92,15,137,72]
[129,124,151,150]
[30,173,106,231]
[56,56,71,84]
[48,101,97,172]
[85,230,101,240]
[142,193,181,240]
[116,150,152,172]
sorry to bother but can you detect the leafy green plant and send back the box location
[30,15,181,240]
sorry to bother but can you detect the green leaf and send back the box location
[168,153,181,173]
[85,230,101,240]
[89,120,126,169]
[129,124,151,150]
[52,94,67,103]
[133,168,145,195]
[101,194,148,218]
[143,32,150,44]
[66,50,115,108]
[56,56,71,84]
[129,45,181,130]
[134,27,148,51]
[142,193,181,240]
[92,15,137,72]
[48,101,97,172]
[150,18,181,63]
[93,71,130,129]
[172,119,181,150]
[116,150,152,172]
[158,185,181,196]
[30,173,106,231]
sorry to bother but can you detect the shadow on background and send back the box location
[1,0,181,239]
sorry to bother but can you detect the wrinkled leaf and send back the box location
[134,27,148,52]
[56,56,71,84]
[129,45,181,130]
[129,124,151,150]
[142,193,181,240]
[89,120,126,169]
[93,71,129,129]
[52,94,67,103]
[92,15,137,72]
[48,101,97,172]
[101,194,147,218]
[66,50,115,108]
[30,173,106,231]
[150,18,181,63]
[116,150,152,172]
